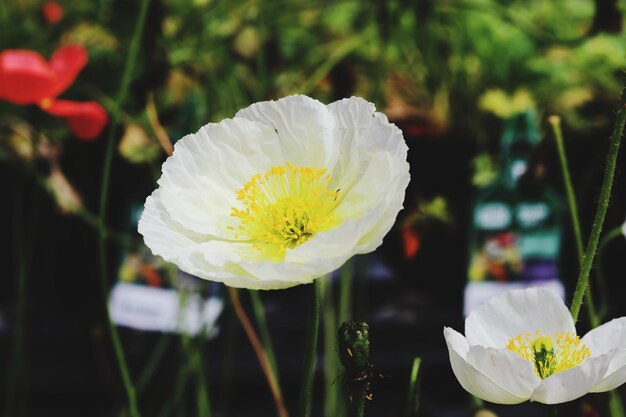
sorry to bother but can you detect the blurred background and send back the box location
[1,0,626,416]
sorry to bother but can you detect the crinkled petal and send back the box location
[530,352,612,404]
[157,117,281,236]
[48,44,87,98]
[139,95,409,289]
[0,49,56,104]
[234,95,338,169]
[139,189,274,289]
[465,345,540,400]
[42,99,108,139]
[582,317,626,355]
[582,317,626,392]
[139,189,333,290]
[465,287,575,348]
[138,188,214,259]
[590,349,626,392]
[327,98,409,253]
[444,327,532,404]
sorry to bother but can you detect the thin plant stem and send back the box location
[355,386,366,417]
[321,277,339,417]
[156,356,193,417]
[2,153,132,248]
[193,343,211,417]
[405,357,422,417]
[136,333,173,392]
[96,0,152,416]
[336,262,353,417]
[569,86,625,322]
[146,92,174,157]
[218,301,238,417]
[227,287,289,417]
[549,116,600,328]
[470,395,484,409]
[299,279,322,417]
[338,259,353,324]
[549,112,625,417]
[178,290,211,417]
[249,291,281,390]
[549,116,584,259]
[610,390,626,417]
[121,333,174,417]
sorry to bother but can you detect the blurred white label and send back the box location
[109,282,222,336]
[517,203,549,227]
[475,203,512,230]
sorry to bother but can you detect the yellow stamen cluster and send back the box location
[229,163,340,261]
[506,330,591,379]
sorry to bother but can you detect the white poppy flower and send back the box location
[444,287,626,404]
[138,95,410,290]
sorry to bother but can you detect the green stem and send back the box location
[549,116,600,328]
[218,301,237,417]
[549,116,584,259]
[569,86,625,322]
[338,260,353,324]
[321,278,339,417]
[299,279,322,417]
[136,333,173,392]
[97,0,151,416]
[335,262,352,417]
[355,387,366,417]
[470,395,484,409]
[193,346,211,417]
[156,356,193,417]
[610,390,626,417]
[249,291,281,391]
[405,357,422,417]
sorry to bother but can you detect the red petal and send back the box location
[0,50,56,104]
[43,99,108,140]
[48,45,88,98]
[402,227,421,259]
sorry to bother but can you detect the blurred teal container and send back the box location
[464,111,564,316]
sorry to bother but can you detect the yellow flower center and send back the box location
[506,330,591,379]
[229,163,340,261]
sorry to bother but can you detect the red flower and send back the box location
[0,45,107,140]
[42,1,64,25]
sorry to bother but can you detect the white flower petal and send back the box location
[465,287,575,348]
[326,99,409,253]
[235,95,337,168]
[582,318,626,392]
[590,348,626,392]
[138,189,211,259]
[465,345,540,400]
[444,327,532,404]
[582,317,626,354]
[530,352,612,404]
[139,95,409,289]
[158,117,281,235]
